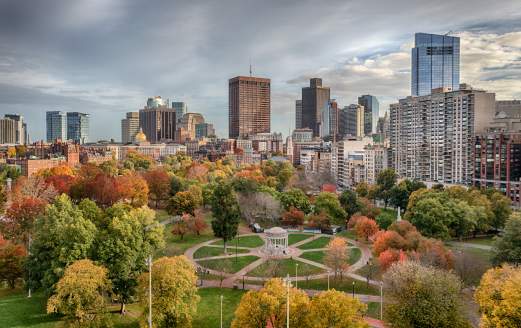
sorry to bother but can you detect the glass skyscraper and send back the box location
[358,95,379,135]
[411,33,460,96]
[67,112,89,144]
[46,111,67,142]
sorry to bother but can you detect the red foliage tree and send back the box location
[373,230,407,255]
[45,174,76,195]
[347,215,363,229]
[1,197,47,245]
[306,212,331,230]
[355,217,380,241]
[172,214,190,240]
[417,238,454,270]
[378,249,407,271]
[142,168,170,208]
[186,209,208,236]
[281,207,305,227]
[0,234,27,288]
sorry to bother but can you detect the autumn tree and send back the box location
[306,289,368,328]
[1,197,47,245]
[11,175,57,202]
[211,181,240,252]
[138,256,199,328]
[186,209,208,236]
[278,188,311,214]
[325,237,350,279]
[383,261,469,328]
[123,151,153,170]
[378,249,406,271]
[485,189,512,230]
[357,197,381,219]
[313,192,347,225]
[172,214,190,240]
[416,238,454,270]
[45,174,76,194]
[475,265,521,327]
[373,230,407,255]
[237,191,282,224]
[306,212,330,231]
[47,259,111,324]
[231,278,310,328]
[167,191,198,216]
[354,217,379,241]
[0,235,27,288]
[142,168,171,208]
[492,212,521,265]
[281,207,305,227]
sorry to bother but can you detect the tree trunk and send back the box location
[120,302,126,314]
[224,240,227,253]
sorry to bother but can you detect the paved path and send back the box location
[450,242,492,250]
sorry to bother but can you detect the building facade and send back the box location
[301,78,330,137]
[340,104,365,138]
[66,112,89,144]
[46,111,67,142]
[358,95,379,135]
[139,107,176,143]
[295,100,302,129]
[121,112,140,144]
[364,144,388,184]
[229,76,271,139]
[0,114,26,144]
[172,102,188,123]
[411,33,460,96]
[195,123,215,138]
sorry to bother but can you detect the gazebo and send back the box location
[264,227,288,257]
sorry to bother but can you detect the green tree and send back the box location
[383,261,470,328]
[27,194,98,293]
[339,189,361,218]
[486,190,512,230]
[138,256,199,328]
[78,198,105,228]
[492,212,521,265]
[406,195,454,240]
[170,175,188,196]
[95,205,164,314]
[211,181,240,252]
[314,192,347,225]
[375,168,397,207]
[279,188,311,214]
[167,191,198,216]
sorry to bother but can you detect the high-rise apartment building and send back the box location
[139,107,176,143]
[301,78,330,137]
[358,95,379,135]
[3,114,27,144]
[46,111,67,142]
[340,104,365,138]
[228,76,271,139]
[121,112,140,144]
[67,112,89,144]
[0,117,17,144]
[390,85,495,185]
[295,100,302,129]
[172,102,188,123]
[411,33,460,96]
[364,144,388,184]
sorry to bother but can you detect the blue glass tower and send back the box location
[411,33,460,96]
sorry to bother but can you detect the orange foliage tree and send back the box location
[1,197,47,245]
[0,234,27,288]
[142,168,171,208]
[354,216,380,241]
[378,249,407,271]
[325,237,350,278]
[281,207,305,227]
[186,209,208,236]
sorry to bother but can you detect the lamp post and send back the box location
[295,263,299,288]
[380,281,383,320]
[147,254,152,328]
[327,271,330,290]
[220,295,223,328]
[235,235,238,262]
[286,274,290,328]
[352,281,355,298]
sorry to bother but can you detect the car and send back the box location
[250,223,264,233]
[321,225,343,235]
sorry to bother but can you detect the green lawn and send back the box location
[462,237,496,246]
[193,246,250,259]
[349,248,362,265]
[337,230,357,240]
[159,215,216,257]
[366,302,382,320]
[197,256,260,273]
[193,288,245,328]
[0,290,60,328]
[299,251,325,264]
[298,277,380,295]
[288,233,313,245]
[297,236,332,250]
[248,258,325,277]
[211,235,264,248]
[356,261,383,281]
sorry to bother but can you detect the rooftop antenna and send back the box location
[445,30,453,36]
[249,58,252,77]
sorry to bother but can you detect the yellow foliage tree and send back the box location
[325,237,350,278]
[475,265,521,327]
[306,289,368,328]
[47,259,111,323]
[231,278,310,328]
[138,256,199,328]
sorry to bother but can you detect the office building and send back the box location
[139,106,176,143]
[358,95,379,135]
[172,102,188,123]
[301,78,330,137]
[67,112,89,144]
[340,104,365,138]
[411,33,460,96]
[295,100,302,129]
[2,114,27,144]
[46,111,67,142]
[320,100,339,139]
[364,144,388,184]
[147,96,166,109]
[390,85,495,185]
[0,117,17,144]
[489,100,521,132]
[195,123,215,138]
[229,76,271,139]
[121,112,140,144]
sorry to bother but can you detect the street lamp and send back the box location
[352,281,355,298]
[295,263,299,288]
[380,281,384,320]
[327,271,330,290]
[220,295,224,328]
[235,235,239,262]
[147,254,152,328]
[286,274,290,328]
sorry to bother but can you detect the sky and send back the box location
[0,0,520,141]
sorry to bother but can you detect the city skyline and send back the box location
[0,0,520,141]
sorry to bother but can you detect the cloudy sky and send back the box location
[1,0,520,141]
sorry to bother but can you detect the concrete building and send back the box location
[121,112,140,144]
[179,113,205,141]
[301,78,330,137]
[295,100,302,129]
[172,102,188,123]
[292,128,313,143]
[340,104,365,138]
[67,112,89,144]
[364,143,388,184]
[228,76,271,139]
[489,100,521,132]
[0,117,17,144]
[195,123,215,138]
[139,106,176,143]
[331,137,373,189]
[46,111,67,142]
[358,95,380,135]
[249,132,283,153]
[411,33,460,96]
[3,114,27,145]
[390,85,495,185]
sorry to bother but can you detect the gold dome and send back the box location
[134,129,147,143]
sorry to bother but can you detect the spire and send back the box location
[249,58,252,77]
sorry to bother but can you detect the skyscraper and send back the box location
[3,114,27,144]
[139,107,176,143]
[301,78,330,137]
[121,112,140,144]
[358,95,379,135]
[295,100,302,129]
[411,33,460,96]
[339,104,365,138]
[46,111,67,142]
[228,76,271,139]
[67,112,89,144]
[320,99,339,139]
[172,102,188,123]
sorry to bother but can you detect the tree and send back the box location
[172,214,190,240]
[167,191,198,216]
[378,249,406,271]
[325,237,350,279]
[186,209,208,236]
[355,182,369,198]
[47,259,111,324]
[306,212,330,231]
[0,235,27,288]
[373,230,407,255]
[231,278,310,328]
[138,256,199,328]
[406,195,454,240]
[211,181,240,253]
[383,261,470,328]
[1,197,47,245]
[416,238,454,270]
[95,205,164,314]
[170,175,188,196]
[142,168,171,208]
[475,265,521,327]
[354,217,379,241]
[124,151,153,170]
[492,212,521,265]
[357,197,381,219]
[339,190,361,218]
[237,191,282,224]
[26,194,98,293]
[375,168,397,207]
[486,190,512,230]
[306,289,368,328]
[389,179,426,211]
[45,174,76,194]
[78,199,105,228]
[313,192,346,225]
[278,188,311,214]
[12,175,57,202]
[281,207,305,227]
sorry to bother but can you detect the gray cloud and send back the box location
[0,0,520,140]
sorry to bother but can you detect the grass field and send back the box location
[298,277,380,295]
[211,235,264,248]
[288,233,312,245]
[193,246,250,259]
[349,248,362,265]
[248,258,325,277]
[298,236,332,250]
[299,251,325,264]
[193,288,245,328]
[337,230,357,240]
[197,255,260,273]
[366,302,382,320]
[462,237,496,246]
